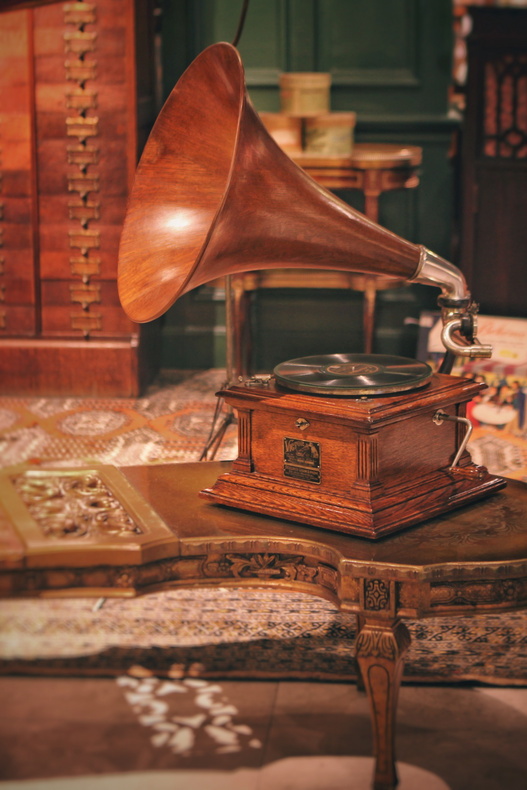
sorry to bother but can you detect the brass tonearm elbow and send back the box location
[411,247,492,359]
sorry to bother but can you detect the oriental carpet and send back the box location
[0,369,526,685]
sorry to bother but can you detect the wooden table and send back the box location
[290,144,422,223]
[229,143,423,374]
[1,461,526,790]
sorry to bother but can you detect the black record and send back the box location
[274,353,433,396]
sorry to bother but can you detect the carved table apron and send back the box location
[1,461,526,790]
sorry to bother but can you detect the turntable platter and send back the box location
[273,353,433,396]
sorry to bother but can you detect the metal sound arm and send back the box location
[412,247,492,361]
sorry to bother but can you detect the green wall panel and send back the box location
[318,0,420,85]
[163,0,453,117]
[316,0,453,118]
[196,0,288,94]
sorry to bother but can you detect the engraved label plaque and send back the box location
[283,437,321,484]
[70,256,101,279]
[67,174,100,199]
[71,312,102,332]
[65,59,97,82]
[68,199,101,224]
[68,228,100,251]
[69,282,101,306]
[63,31,97,56]
[66,116,99,140]
[66,89,98,111]
[63,3,96,26]
[67,145,99,167]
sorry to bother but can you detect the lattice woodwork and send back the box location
[484,54,527,159]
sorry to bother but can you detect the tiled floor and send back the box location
[0,676,526,789]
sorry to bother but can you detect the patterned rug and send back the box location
[0,369,237,469]
[0,588,526,686]
[0,369,526,685]
[0,368,525,478]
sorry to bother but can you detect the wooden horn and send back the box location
[118,42,465,325]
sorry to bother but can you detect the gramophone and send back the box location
[118,42,505,539]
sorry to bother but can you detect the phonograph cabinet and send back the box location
[0,0,158,396]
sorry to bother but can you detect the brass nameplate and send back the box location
[66,116,99,140]
[66,89,98,111]
[65,59,97,83]
[71,312,102,332]
[63,3,96,26]
[69,282,101,306]
[283,437,321,484]
[63,31,97,56]
[67,145,99,166]
[70,256,101,278]
[68,228,100,251]
[67,173,100,197]
[68,199,101,223]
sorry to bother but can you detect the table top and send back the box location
[291,143,423,171]
[127,462,527,570]
[1,461,526,583]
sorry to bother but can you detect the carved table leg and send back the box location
[355,619,411,790]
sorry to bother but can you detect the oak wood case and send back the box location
[201,375,505,539]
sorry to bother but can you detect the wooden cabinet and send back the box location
[459,7,527,318]
[0,0,158,395]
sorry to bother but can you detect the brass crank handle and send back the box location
[433,410,473,471]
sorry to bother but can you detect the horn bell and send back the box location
[118,42,426,324]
